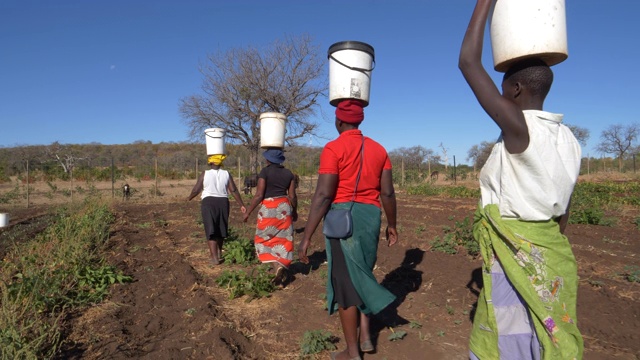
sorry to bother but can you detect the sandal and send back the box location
[273,266,285,285]
[330,351,361,360]
[360,339,374,353]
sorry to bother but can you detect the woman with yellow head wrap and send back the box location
[187,155,246,265]
[207,154,226,166]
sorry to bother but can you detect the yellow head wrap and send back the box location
[207,154,227,165]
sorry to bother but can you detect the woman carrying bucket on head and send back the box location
[459,0,583,359]
[299,99,398,360]
[243,148,298,287]
[187,154,246,265]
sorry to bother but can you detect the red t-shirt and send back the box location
[318,129,392,207]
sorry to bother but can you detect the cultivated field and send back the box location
[1,175,639,359]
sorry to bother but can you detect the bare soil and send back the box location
[2,179,639,360]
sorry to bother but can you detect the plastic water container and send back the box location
[328,41,375,107]
[490,0,568,72]
[260,112,287,149]
[204,128,226,155]
[0,213,9,227]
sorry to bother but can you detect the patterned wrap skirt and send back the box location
[254,196,294,268]
[470,204,583,360]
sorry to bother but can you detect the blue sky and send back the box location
[1,1,638,165]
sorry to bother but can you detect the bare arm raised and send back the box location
[458,0,529,154]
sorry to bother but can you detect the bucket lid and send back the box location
[328,41,375,60]
[205,128,225,133]
[259,112,287,120]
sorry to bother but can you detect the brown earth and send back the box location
[2,179,640,360]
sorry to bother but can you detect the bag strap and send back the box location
[348,135,365,210]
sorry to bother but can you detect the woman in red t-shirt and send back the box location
[299,100,398,360]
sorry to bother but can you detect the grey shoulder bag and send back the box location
[322,136,364,239]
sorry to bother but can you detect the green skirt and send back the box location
[325,202,396,315]
[470,204,584,360]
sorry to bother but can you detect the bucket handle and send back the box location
[329,54,375,73]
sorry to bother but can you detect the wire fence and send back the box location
[1,150,638,209]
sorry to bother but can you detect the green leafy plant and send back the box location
[215,264,276,301]
[446,305,455,315]
[299,329,337,356]
[222,230,258,265]
[622,265,640,283]
[430,216,478,256]
[387,328,407,341]
[409,321,422,329]
[73,264,133,305]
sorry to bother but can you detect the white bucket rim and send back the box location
[259,112,287,120]
[328,41,375,73]
[328,41,375,59]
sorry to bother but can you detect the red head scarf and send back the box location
[335,99,364,124]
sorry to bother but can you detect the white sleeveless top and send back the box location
[201,169,230,199]
[479,110,582,221]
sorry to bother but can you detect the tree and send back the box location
[179,35,327,173]
[565,123,590,147]
[439,143,449,171]
[467,141,495,172]
[596,123,639,171]
[389,146,435,169]
[45,142,85,175]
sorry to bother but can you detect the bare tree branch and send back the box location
[180,34,327,172]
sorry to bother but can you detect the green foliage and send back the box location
[388,329,407,341]
[222,229,258,265]
[622,265,640,283]
[409,321,422,329]
[634,217,640,230]
[406,183,479,198]
[430,216,479,257]
[570,207,608,226]
[446,305,455,315]
[569,181,640,225]
[215,264,276,301]
[0,182,21,204]
[441,186,480,198]
[72,264,133,304]
[406,183,442,196]
[299,330,337,356]
[0,199,123,358]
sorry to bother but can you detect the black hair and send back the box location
[503,58,553,99]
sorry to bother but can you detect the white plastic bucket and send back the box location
[204,128,226,155]
[0,213,9,227]
[260,112,287,149]
[490,0,568,72]
[328,41,375,107]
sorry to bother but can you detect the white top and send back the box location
[479,110,582,221]
[201,169,230,199]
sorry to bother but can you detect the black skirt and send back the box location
[330,238,363,309]
[201,196,230,239]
